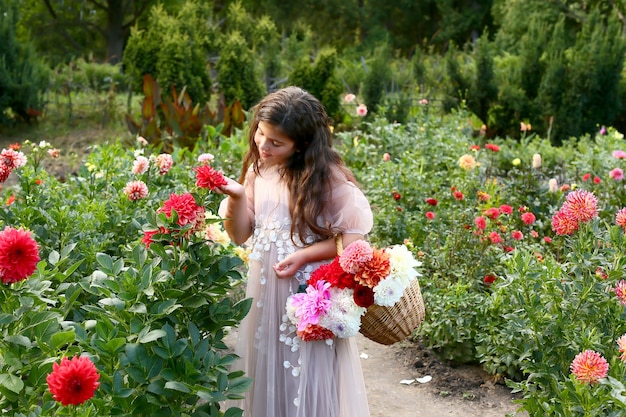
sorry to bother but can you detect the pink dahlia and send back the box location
[618,334,626,362]
[47,355,100,406]
[562,190,598,223]
[570,350,609,384]
[551,209,579,235]
[617,208,626,231]
[499,204,513,215]
[156,153,173,175]
[488,231,502,244]
[194,165,228,190]
[511,230,523,240]
[484,207,500,219]
[0,163,11,183]
[474,216,487,230]
[613,150,626,159]
[158,193,205,227]
[132,156,149,175]
[613,280,626,306]
[610,167,624,181]
[1,148,27,169]
[521,212,536,225]
[123,180,148,201]
[0,227,40,284]
[291,280,332,331]
[339,240,374,274]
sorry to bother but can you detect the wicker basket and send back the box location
[359,278,425,345]
[335,235,426,345]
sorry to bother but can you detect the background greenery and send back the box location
[3,0,626,144]
[4,0,626,415]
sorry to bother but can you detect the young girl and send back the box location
[218,86,373,417]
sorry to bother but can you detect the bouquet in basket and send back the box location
[284,240,422,343]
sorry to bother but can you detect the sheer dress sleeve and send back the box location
[322,174,373,236]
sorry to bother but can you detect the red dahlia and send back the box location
[158,193,205,227]
[194,165,228,190]
[0,227,40,284]
[46,355,100,406]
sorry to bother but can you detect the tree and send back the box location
[0,0,49,125]
[123,2,214,105]
[18,0,160,64]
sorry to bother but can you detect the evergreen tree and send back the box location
[288,49,343,119]
[0,0,49,125]
[123,3,213,104]
[361,43,393,114]
[467,31,497,126]
[216,31,266,109]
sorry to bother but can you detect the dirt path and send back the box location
[357,334,525,417]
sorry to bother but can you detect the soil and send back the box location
[0,128,527,417]
[357,334,526,417]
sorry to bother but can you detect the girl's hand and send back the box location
[216,176,245,198]
[273,252,304,279]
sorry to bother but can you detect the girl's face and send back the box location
[254,121,296,167]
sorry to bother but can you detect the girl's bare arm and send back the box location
[273,232,364,278]
[218,177,253,245]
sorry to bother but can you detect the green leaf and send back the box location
[104,338,127,355]
[223,407,244,417]
[50,330,75,350]
[0,313,16,325]
[164,381,190,393]
[150,299,182,315]
[4,335,31,349]
[132,244,147,267]
[138,329,167,344]
[96,252,114,273]
[0,373,24,394]
[48,250,60,265]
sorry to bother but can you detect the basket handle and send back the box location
[335,234,343,255]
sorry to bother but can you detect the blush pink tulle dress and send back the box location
[223,165,373,417]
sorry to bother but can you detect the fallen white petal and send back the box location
[416,375,432,384]
[399,379,415,385]
[360,352,369,359]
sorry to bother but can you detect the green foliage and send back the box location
[216,30,266,109]
[0,138,251,416]
[361,44,392,116]
[49,59,130,93]
[487,5,626,144]
[335,110,626,414]
[467,31,497,127]
[0,0,49,125]
[122,3,213,105]
[288,49,343,119]
[125,74,245,150]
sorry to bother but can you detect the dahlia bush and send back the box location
[0,139,251,416]
[336,113,626,414]
[2,107,626,416]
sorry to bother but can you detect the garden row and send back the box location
[3,105,626,415]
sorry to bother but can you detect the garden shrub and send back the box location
[288,49,343,120]
[0,139,252,416]
[216,30,266,110]
[122,3,213,105]
[0,0,49,125]
[360,43,392,116]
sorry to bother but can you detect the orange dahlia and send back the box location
[354,248,391,288]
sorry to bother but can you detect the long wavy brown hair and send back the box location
[239,86,357,243]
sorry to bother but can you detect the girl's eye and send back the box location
[271,141,280,146]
